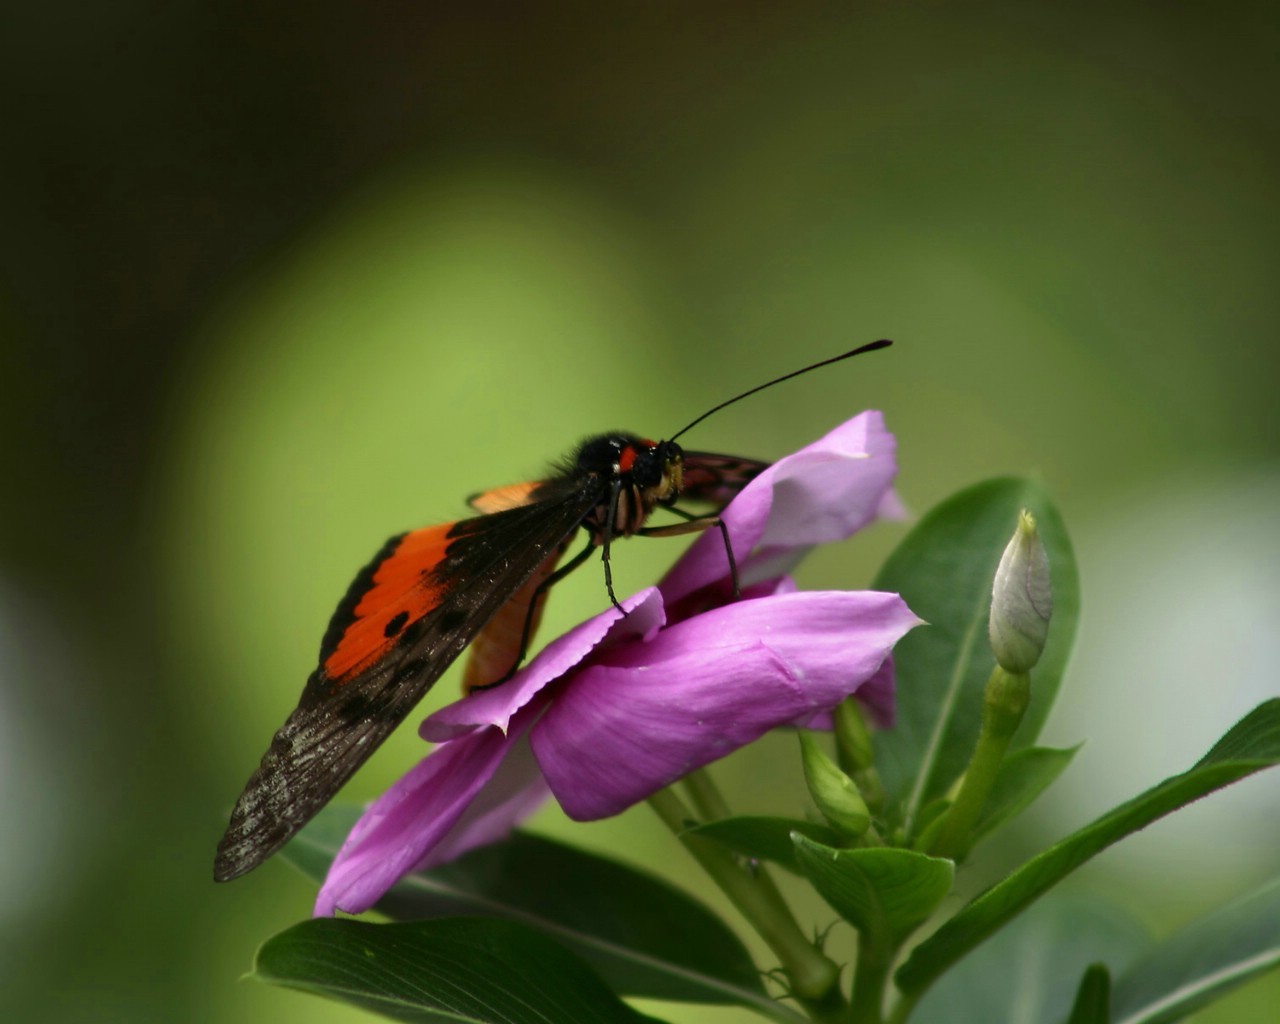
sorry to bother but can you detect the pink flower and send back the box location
[315,412,919,916]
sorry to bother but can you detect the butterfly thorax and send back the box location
[573,433,685,541]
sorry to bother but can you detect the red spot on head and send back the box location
[619,446,638,473]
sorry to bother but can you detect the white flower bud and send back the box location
[989,509,1053,673]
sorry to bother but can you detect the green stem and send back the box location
[848,936,894,1024]
[684,766,733,821]
[648,787,844,1019]
[885,990,921,1024]
[928,667,1030,860]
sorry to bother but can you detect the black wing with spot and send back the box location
[214,478,601,882]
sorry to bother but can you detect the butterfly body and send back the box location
[214,432,763,882]
[214,339,891,883]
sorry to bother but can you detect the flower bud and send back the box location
[833,699,885,813]
[799,732,870,839]
[989,509,1053,673]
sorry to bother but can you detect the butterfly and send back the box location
[214,339,892,882]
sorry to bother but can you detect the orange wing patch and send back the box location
[322,524,452,681]
[467,481,547,515]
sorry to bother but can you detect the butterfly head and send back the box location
[575,434,685,536]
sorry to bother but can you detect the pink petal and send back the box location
[315,720,532,916]
[756,411,901,548]
[793,655,897,731]
[422,587,665,742]
[410,733,551,872]
[661,411,901,605]
[531,589,921,820]
[854,653,897,728]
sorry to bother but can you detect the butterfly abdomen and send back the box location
[461,545,570,693]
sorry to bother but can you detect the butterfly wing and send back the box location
[466,480,560,514]
[680,451,769,504]
[214,479,600,881]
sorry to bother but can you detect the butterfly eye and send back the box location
[630,449,665,488]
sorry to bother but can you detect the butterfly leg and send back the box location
[601,478,628,614]
[639,507,741,599]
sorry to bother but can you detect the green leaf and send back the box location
[1110,876,1280,1024]
[283,806,774,1013]
[253,916,667,1023]
[1067,964,1112,1024]
[872,478,1080,834]
[911,892,1145,1024]
[973,744,1080,843]
[683,816,844,873]
[791,835,953,947]
[896,699,1280,998]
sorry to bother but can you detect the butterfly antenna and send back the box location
[667,339,893,443]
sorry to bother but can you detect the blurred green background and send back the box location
[3,3,1278,1022]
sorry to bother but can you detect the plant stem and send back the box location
[684,766,733,821]
[885,989,921,1024]
[928,666,1030,860]
[848,935,893,1024]
[648,787,844,1019]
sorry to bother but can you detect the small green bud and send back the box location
[833,699,886,812]
[833,699,874,773]
[989,509,1053,673]
[799,732,870,839]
